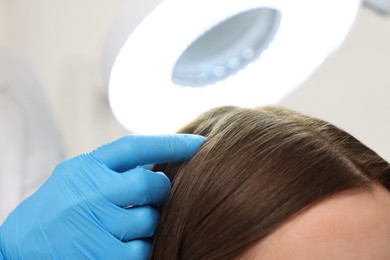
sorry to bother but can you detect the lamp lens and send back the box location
[172,7,281,87]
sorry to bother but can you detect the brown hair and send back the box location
[151,106,390,260]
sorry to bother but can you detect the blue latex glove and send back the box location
[0,134,205,259]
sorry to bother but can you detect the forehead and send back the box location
[243,183,390,259]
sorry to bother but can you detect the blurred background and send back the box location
[0,0,389,161]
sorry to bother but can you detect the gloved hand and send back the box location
[0,134,205,259]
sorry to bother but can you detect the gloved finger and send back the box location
[99,167,171,207]
[91,134,205,172]
[96,204,160,241]
[92,236,152,260]
[124,239,152,260]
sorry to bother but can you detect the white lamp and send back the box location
[106,0,361,134]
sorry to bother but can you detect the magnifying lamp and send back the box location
[105,0,361,134]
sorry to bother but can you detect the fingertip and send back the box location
[153,171,171,206]
[125,239,152,260]
[127,169,171,206]
[102,206,160,241]
[178,134,206,157]
[107,168,171,207]
[131,206,160,238]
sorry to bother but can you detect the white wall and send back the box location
[0,0,127,157]
[0,2,5,43]
[281,8,390,161]
[0,2,389,161]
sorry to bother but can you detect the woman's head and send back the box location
[151,106,390,259]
